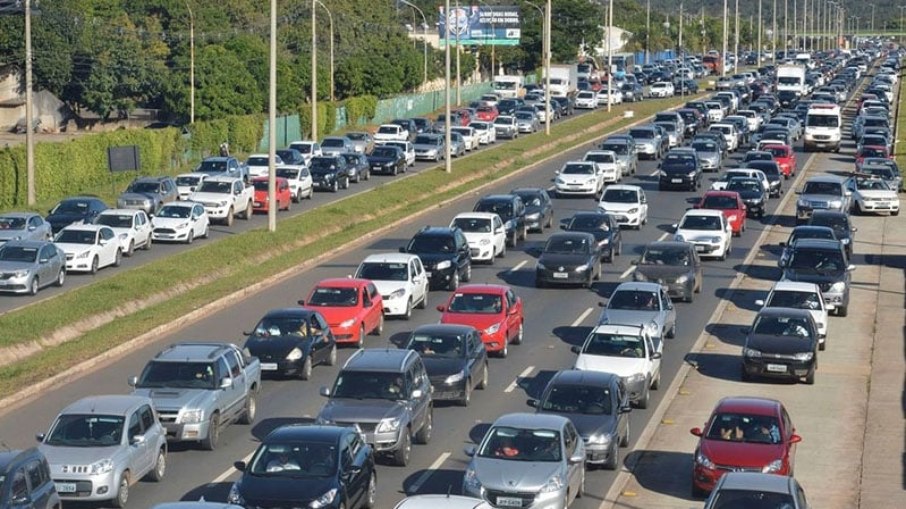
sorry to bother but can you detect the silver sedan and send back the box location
[0,212,53,244]
[0,240,65,294]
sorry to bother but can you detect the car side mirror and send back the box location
[754,299,765,307]
[670,223,678,231]
[128,376,138,387]
[411,389,424,398]
[526,398,539,408]
[847,264,856,272]
[130,434,146,445]
[690,427,703,437]
[790,434,802,444]
[234,461,247,472]
[779,241,786,247]
[619,405,632,414]
[464,444,477,457]
[220,377,233,389]
[436,305,446,312]
[569,451,585,464]
[320,386,331,397]
[651,352,662,359]
[28,225,36,231]
[297,299,305,306]
[570,345,581,354]
[38,257,48,264]
[851,227,858,232]
[35,433,45,442]
[740,326,750,334]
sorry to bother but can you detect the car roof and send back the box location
[682,208,724,218]
[0,448,43,474]
[394,495,492,509]
[1,239,53,249]
[714,396,782,416]
[771,281,821,293]
[414,226,458,237]
[264,424,347,443]
[176,172,208,178]
[810,210,848,219]
[644,240,692,251]
[265,307,317,320]
[591,323,645,336]
[452,283,510,295]
[478,194,517,202]
[61,394,150,415]
[805,174,847,184]
[60,224,106,233]
[547,231,595,241]
[154,342,237,362]
[603,184,642,191]
[0,212,37,219]
[717,472,794,494]
[613,281,662,292]
[492,412,570,430]
[758,306,814,320]
[204,175,241,183]
[361,252,419,264]
[162,201,197,209]
[412,323,477,336]
[702,190,740,198]
[550,369,621,387]
[343,348,416,372]
[99,208,143,216]
[314,278,371,288]
[453,212,498,221]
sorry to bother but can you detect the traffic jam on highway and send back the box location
[0,44,902,509]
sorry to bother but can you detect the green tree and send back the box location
[194,44,260,120]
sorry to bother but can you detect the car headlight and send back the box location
[286,347,304,361]
[485,323,502,335]
[627,373,645,384]
[463,466,482,490]
[13,270,29,278]
[539,474,565,493]
[218,200,229,207]
[376,417,401,433]
[687,171,697,178]
[793,352,814,362]
[479,238,490,246]
[628,207,639,214]
[339,319,355,328]
[743,347,762,358]
[525,212,541,221]
[176,222,189,230]
[309,488,338,509]
[828,200,843,209]
[829,282,846,293]
[181,408,205,424]
[587,433,612,445]
[586,178,598,185]
[89,458,114,475]
[575,264,589,272]
[435,260,452,270]
[675,274,689,284]
[646,321,659,335]
[695,450,716,469]
[227,483,244,505]
[711,236,722,243]
[505,219,516,229]
[657,170,667,177]
[536,262,547,271]
[762,459,784,474]
[555,178,565,185]
[388,288,406,299]
[727,214,737,222]
[444,370,466,384]
[841,237,850,244]
[76,251,90,259]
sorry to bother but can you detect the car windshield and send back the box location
[452,217,492,233]
[860,147,887,158]
[310,158,338,171]
[568,215,608,230]
[157,205,191,219]
[408,235,455,253]
[96,214,134,228]
[407,332,465,358]
[562,164,594,175]
[44,414,125,447]
[629,129,653,139]
[727,179,761,193]
[356,262,408,282]
[601,189,638,203]
[809,215,849,234]
[764,146,788,157]
[600,143,628,155]
[52,201,91,215]
[477,426,562,462]
[198,181,232,194]
[291,144,313,154]
[248,442,337,477]
[321,139,346,148]
[371,148,398,159]
[788,228,836,243]
[308,287,358,307]
[544,236,590,254]
[752,314,813,338]
[252,315,314,339]
[346,133,368,141]
[861,168,895,180]
[807,114,839,127]
[640,246,689,266]
[585,153,615,164]
[136,360,217,389]
[252,181,271,191]
[0,216,26,230]
[476,201,513,218]
[516,112,534,120]
[541,384,612,415]
[768,290,822,310]
[55,229,96,244]
[414,135,437,144]
[709,489,795,509]
[276,168,300,179]
[197,160,227,173]
[802,181,842,195]
[705,413,783,444]
[331,370,409,400]
[0,246,38,262]
[608,290,659,310]
[680,215,722,230]
[378,126,398,134]
[746,153,773,162]
[447,293,503,314]
[749,163,780,176]
[247,157,270,166]
[702,195,739,209]
[691,142,717,152]
[581,332,647,358]
[176,176,202,186]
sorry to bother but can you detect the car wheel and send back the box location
[392,166,398,176]
[143,235,152,250]
[416,293,427,309]
[836,305,848,317]
[112,249,122,268]
[620,422,630,447]
[477,363,489,389]
[635,383,650,409]
[507,231,516,247]
[147,448,166,482]
[292,191,300,203]
[356,324,366,348]
[459,380,472,407]
[372,314,384,336]
[238,391,257,425]
[415,409,433,444]
[448,270,460,291]
[225,208,234,226]
[804,368,816,385]
[392,429,411,466]
[535,276,544,288]
[498,341,508,358]
[55,269,65,287]
[331,180,339,193]
[604,441,619,470]
[819,339,826,351]
[546,214,553,229]
[89,256,99,275]
[186,229,194,244]
[111,473,129,508]
[28,276,39,296]
[364,472,377,509]
[463,263,472,282]
[243,201,252,220]
[691,479,708,499]
[498,242,506,258]
[651,370,661,390]
[125,240,134,257]
[326,344,338,366]
[201,413,220,450]
[403,299,413,320]
[513,321,524,345]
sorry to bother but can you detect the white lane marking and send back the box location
[408,451,453,494]
[620,265,636,279]
[571,307,594,327]
[657,231,669,241]
[505,366,536,393]
[212,450,255,484]
[648,169,660,177]
[509,260,527,273]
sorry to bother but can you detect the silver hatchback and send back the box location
[463,413,585,509]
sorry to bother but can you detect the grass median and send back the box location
[895,67,906,182]
[0,91,709,396]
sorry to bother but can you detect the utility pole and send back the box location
[267,0,277,232]
[444,0,452,173]
[311,0,318,140]
[701,5,705,64]
[185,0,194,124]
[455,0,461,105]
[784,0,788,59]
[772,0,777,63]
[870,4,875,34]
[24,0,35,206]
[758,0,763,63]
[400,0,428,85]
[734,0,739,73]
[679,2,684,98]
[646,0,650,65]
[545,0,551,134]
[607,0,613,112]
[722,0,728,76]
[793,0,797,50]
[316,0,334,101]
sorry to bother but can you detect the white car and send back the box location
[151,202,210,244]
[175,172,209,201]
[649,81,675,98]
[275,166,314,202]
[288,140,322,165]
[712,168,770,194]
[374,124,410,143]
[383,141,416,167]
[554,161,604,197]
[55,224,122,274]
[246,153,284,178]
[755,281,830,348]
[846,175,900,215]
[596,88,624,105]
[705,101,725,122]
[95,209,152,257]
[598,185,648,229]
[394,495,490,509]
[737,109,763,132]
[709,123,739,152]
[469,122,497,145]
[575,90,598,109]
[451,126,480,151]
[756,139,786,151]
[673,209,732,260]
[450,212,508,262]
[583,150,621,183]
[354,253,429,319]
[573,324,662,409]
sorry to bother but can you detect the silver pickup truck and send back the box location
[129,342,261,450]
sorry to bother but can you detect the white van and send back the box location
[804,103,842,152]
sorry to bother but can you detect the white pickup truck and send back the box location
[189,176,253,226]
[373,124,410,144]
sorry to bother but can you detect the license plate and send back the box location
[497,497,523,507]
[553,272,568,279]
[253,202,262,207]
[671,178,683,183]
[260,363,278,371]
[425,272,432,278]
[766,363,787,373]
[55,482,77,493]
[877,202,889,207]
[695,245,706,252]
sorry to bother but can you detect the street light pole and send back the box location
[315,0,334,102]
[455,0,461,105]
[311,0,318,140]
[444,0,452,173]
[784,0,788,59]
[758,0,763,64]
[646,0,650,65]
[679,2,684,98]
[772,0,777,63]
[25,0,35,206]
[267,0,277,232]
[607,0,613,112]
[722,0,728,76]
[545,0,551,134]
[399,0,428,85]
[184,0,194,124]
[734,0,739,73]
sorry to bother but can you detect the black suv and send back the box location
[473,194,527,247]
[401,226,473,290]
[309,155,351,192]
[316,349,433,466]
[0,448,60,509]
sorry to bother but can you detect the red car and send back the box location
[856,145,891,167]
[252,176,292,213]
[475,105,499,122]
[762,144,797,178]
[454,109,472,126]
[694,191,746,236]
[690,397,801,497]
[436,284,524,357]
[299,278,384,347]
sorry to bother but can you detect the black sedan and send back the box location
[561,212,622,262]
[243,308,337,380]
[367,145,407,176]
[808,210,856,258]
[741,307,819,385]
[528,370,631,470]
[745,160,783,197]
[725,178,767,218]
[46,196,109,234]
[229,424,376,509]
[405,324,488,406]
[512,187,554,233]
[276,148,307,167]
[658,151,701,191]
[632,241,703,302]
[535,232,602,288]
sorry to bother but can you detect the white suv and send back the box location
[674,209,732,260]
[649,81,675,98]
[598,185,648,229]
[354,253,429,319]
[449,212,508,262]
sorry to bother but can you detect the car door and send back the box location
[192,204,207,235]
[25,458,55,509]
[339,432,364,506]
[138,404,163,477]
[492,215,506,252]
[406,362,428,432]
[99,228,117,266]
[126,408,153,474]
[411,258,427,304]
[638,190,649,221]
[643,333,662,383]
[36,245,54,285]
[310,313,333,363]
[454,230,471,275]
[215,355,243,418]
[563,422,583,497]
[504,289,522,340]
[659,288,676,337]
[135,211,152,246]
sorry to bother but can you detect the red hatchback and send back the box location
[437,284,524,357]
[762,144,797,178]
[476,105,499,122]
[690,397,801,497]
[252,176,292,213]
[300,278,384,347]
[694,191,746,236]
[856,145,891,166]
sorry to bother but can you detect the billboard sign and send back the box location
[438,5,521,46]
